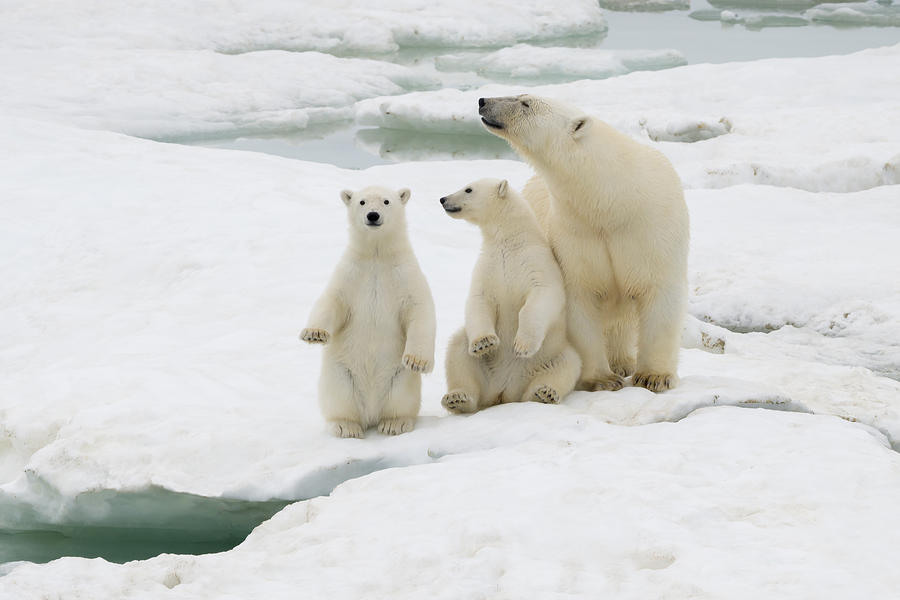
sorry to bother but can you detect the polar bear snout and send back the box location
[366,211,382,226]
[478,97,511,131]
[440,196,462,215]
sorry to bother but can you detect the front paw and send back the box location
[402,353,433,373]
[585,374,625,392]
[442,390,477,414]
[513,333,540,359]
[300,328,330,344]
[328,420,363,438]
[378,417,415,435]
[469,334,499,357]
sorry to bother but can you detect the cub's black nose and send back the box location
[367,211,380,222]
[478,97,485,108]
[440,197,446,204]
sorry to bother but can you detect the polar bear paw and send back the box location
[442,390,477,413]
[588,374,625,392]
[610,357,636,378]
[529,385,559,405]
[513,333,540,359]
[300,328,330,344]
[329,420,364,438]
[469,334,500,357]
[402,354,432,373]
[378,417,415,436]
[633,372,677,392]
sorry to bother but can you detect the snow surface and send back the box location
[355,45,900,191]
[3,408,900,598]
[434,45,687,81]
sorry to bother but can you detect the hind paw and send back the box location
[442,390,477,413]
[529,385,559,404]
[469,334,499,357]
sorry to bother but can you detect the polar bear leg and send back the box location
[605,304,638,378]
[443,329,485,413]
[521,345,582,404]
[319,360,364,438]
[378,368,421,435]
[567,291,623,391]
[633,286,684,392]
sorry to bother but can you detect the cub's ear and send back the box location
[340,189,353,205]
[398,188,411,205]
[569,116,590,139]
[497,179,508,198]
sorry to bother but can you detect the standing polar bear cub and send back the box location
[479,95,689,392]
[440,178,581,413]
[301,186,435,438]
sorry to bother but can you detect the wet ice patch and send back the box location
[434,45,686,82]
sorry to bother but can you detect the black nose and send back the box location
[439,197,446,204]
[478,98,485,108]
[367,211,379,222]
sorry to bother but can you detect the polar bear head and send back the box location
[439,178,509,225]
[478,94,591,159]
[340,185,411,235]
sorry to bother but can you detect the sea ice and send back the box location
[806,1,900,25]
[434,45,687,82]
[599,0,690,10]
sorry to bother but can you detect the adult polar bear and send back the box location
[479,94,689,392]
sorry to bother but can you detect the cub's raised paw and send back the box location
[633,372,677,393]
[442,390,477,414]
[530,385,559,404]
[378,417,415,436]
[300,328,330,344]
[513,334,540,359]
[587,374,625,392]
[329,420,364,438]
[402,354,433,373]
[469,334,500,357]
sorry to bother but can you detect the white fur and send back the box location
[301,185,435,437]
[479,94,689,392]
[439,178,581,413]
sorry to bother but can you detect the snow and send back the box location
[0,49,438,140]
[3,408,900,599]
[435,45,687,82]
[355,45,900,191]
[806,1,900,25]
[0,0,607,54]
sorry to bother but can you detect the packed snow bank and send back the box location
[3,408,899,598]
[355,45,900,191]
[806,1,900,25]
[0,49,438,140]
[434,46,687,82]
[0,0,607,54]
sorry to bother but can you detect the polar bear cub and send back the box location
[300,186,436,438]
[439,178,581,413]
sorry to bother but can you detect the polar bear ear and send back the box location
[497,179,508,198]
[569,116,590,139]
[398,188,411,205]
[340,189,353,205]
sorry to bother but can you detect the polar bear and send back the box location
[439,178,581,413]
[479,94,689,392]
[300,185,436,438]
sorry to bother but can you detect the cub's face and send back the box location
[439,178,508,224]
[340,186,410,235]
[478,94,590,155]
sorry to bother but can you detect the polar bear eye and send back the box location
[465,188,472,193]
[359,200,365,205]
[383,199,389,205]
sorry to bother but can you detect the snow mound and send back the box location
[707,0,846,9]
[641,116,733,142]
[0,49,438,140]
[0,0,608,54]
[806,1,900,25]
[434,45,687,82]
[720,10,811,26]
[599,0,690,11]
[3,408,899,598]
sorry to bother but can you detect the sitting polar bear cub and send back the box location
[479,94,690,392]
[439,178,581,413]
[301,185,436,438]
